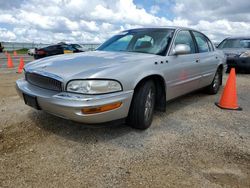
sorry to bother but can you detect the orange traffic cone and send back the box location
[215,68,242,110]
[13,51,17,57]
[17,57,25,73]
[7,54,14,68]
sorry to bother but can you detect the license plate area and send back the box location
[23,93,40,110]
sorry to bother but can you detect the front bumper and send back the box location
[16,79,133,124]
[227,57,250,70]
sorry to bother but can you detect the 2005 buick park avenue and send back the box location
[16,27,226,129]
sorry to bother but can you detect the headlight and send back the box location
[66,80,122,94]
[239,51,250,58]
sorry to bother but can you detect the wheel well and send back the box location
[134,75,166,112]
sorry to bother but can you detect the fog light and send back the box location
[81,102,122,114]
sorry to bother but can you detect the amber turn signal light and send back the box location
[81,102,122,114]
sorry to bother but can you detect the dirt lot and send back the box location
[0,53,249,188]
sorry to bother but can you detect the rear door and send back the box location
[166,30,201,100]
[192,31,218,87]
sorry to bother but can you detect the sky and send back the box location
[0,0,249,44]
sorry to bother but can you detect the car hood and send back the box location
[219,48,250,57]
[25,50,157,79]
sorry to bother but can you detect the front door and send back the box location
[165,30,201,100]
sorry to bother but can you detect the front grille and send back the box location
[25,72,63,91]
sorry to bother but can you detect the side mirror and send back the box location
[173,44,191,55]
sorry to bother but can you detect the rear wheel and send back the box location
[206,68,222,94]
[127,80,156,130]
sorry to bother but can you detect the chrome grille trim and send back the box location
[25,72,63,92]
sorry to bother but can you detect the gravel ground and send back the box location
[0,53,249,188]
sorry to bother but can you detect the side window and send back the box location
[173,30,196,54]
[193,32,210,53]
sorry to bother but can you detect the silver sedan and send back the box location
[16,27,226,129]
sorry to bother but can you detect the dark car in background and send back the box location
[34,43,84,59]
[0,42,4,52]
[217,37,250,73]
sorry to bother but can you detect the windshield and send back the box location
[218,39,250,49]
[97,29,174,55]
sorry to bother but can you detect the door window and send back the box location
[193,32,210,53]
[173,30,196,54]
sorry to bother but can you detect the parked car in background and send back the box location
[16,27,225,129]
[217,37,250,73]
[34,43,84,59]
[0,42,4,52]
[69,44,86,52]
[28,48,35,56]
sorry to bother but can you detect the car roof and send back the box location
[225,36,250,40]
[124,26,200,32]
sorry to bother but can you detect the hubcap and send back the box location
[213,72,220,90]
[144,89,154,121]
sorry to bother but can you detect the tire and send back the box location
[127,80,156,130]
[206,68,222,94]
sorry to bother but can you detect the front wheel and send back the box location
[206,68,222,94]
[126,80,156,130]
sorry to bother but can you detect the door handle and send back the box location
[195,59,200,63]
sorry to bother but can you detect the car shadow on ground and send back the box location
[28,90,209,144]
[28,107,147,146]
